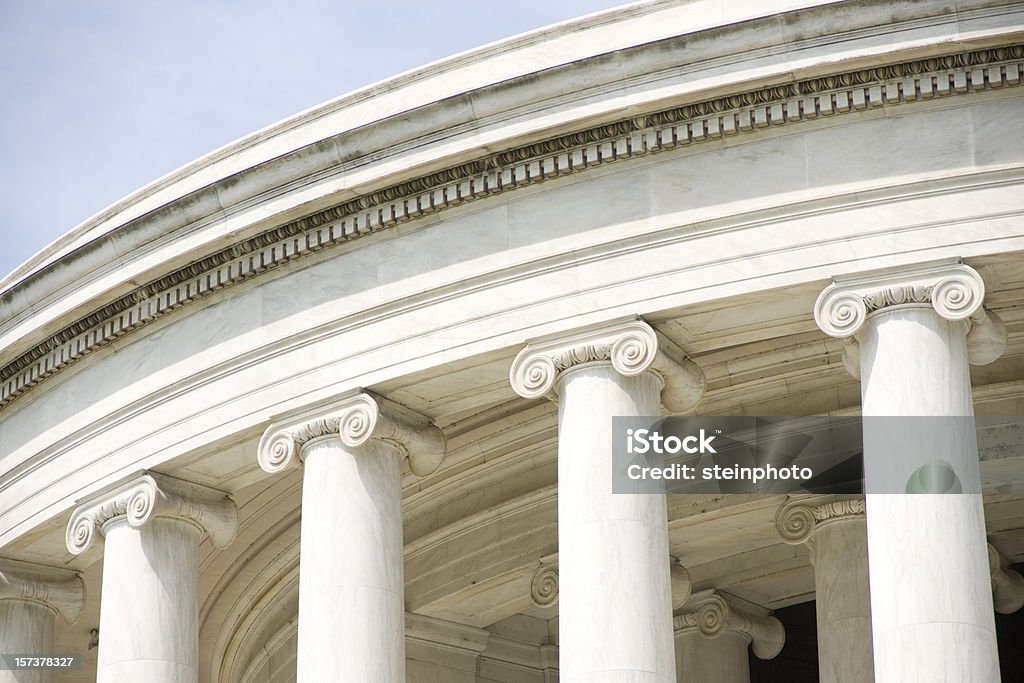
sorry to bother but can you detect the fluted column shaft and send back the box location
[815,263,1006,682]
[777,499,873,683]
[257,391,445,683]
[65,473,236,683]
[511,318,706,683]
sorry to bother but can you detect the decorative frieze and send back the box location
[65,472,237,555]
[814,262,1007,376]
[673,590,785,660]
[509,318,705,412]
[257,391,446,477]
[0,558,85,623]
[2,46,1022,409]
[988,543,1024,615]
[529,556,559,608]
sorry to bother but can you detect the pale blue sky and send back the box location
[0,0,626,280]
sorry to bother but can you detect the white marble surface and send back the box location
[859,304,1000,682]
[295,437,405,682]
[0,601,54,683]
[95,517,201,683]
[556,365,675,682]
[812,516,874,683]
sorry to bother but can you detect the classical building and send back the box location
[2,0,1024,681]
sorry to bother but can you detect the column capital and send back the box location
[530,555,559,608]
[988,543,1024,614]
[257,391,446,477]
[509,317,705,412]
[775,495,865,546]
[66,472,237,555]
[673,589,785,660]
[814,262,1006,375]
[0,558,85,624]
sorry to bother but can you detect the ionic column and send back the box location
[673,590,784,683]
[66,473,237,683]
[0,559,84,683]
[988,544,1024,614]
[815,262,1007,682]
[776,496,873,683]
[510,318,705,682]
[258,391,445,683]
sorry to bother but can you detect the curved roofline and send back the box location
[1,0,850,296]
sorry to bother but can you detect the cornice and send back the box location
[509,317,706,412]
[0,558,85,623]
[814,261,1008,376]
[2,45,1022,410]
[65,472,237,554]
[257,391,446,477]
[673,589,785,660]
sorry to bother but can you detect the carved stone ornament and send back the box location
[530,556,559,608]
[988,543,1024,615]
[66,472,238,555]
[257,391,446,477]
[508,317,705,412]
[0,558,85,623]
[775,495,865,553]
[3,46,1022,411]
[674,589,785,660]
[814,262,1006,377]
[671,556,693,611]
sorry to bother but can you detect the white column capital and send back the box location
[988,543,1024,615]
[0,558,85,624]
[509,317,705,412]
[257,391,445,477]
[775,495,865,547]
[815,262,1006,375]
[673,590,785,660]
[66,472,237,555]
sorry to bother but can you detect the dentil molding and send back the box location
[509,317,705,412]
[0,557,85,623]
[2,46,1021,409]
[65,472,238,555]
[674,589,785,660]
[814,262,1007,377]
[257,391,446,477]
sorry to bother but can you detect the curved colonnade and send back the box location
[3,1,1024,681]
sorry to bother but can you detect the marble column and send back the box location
[989,543,1024,614]
[776,496,873,683]
[0,559,84,683]
[510,317,705,682]
[673,590,784,683]
[258,391,445,683]
[815,261,1007,682]
[66,473,237,683]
